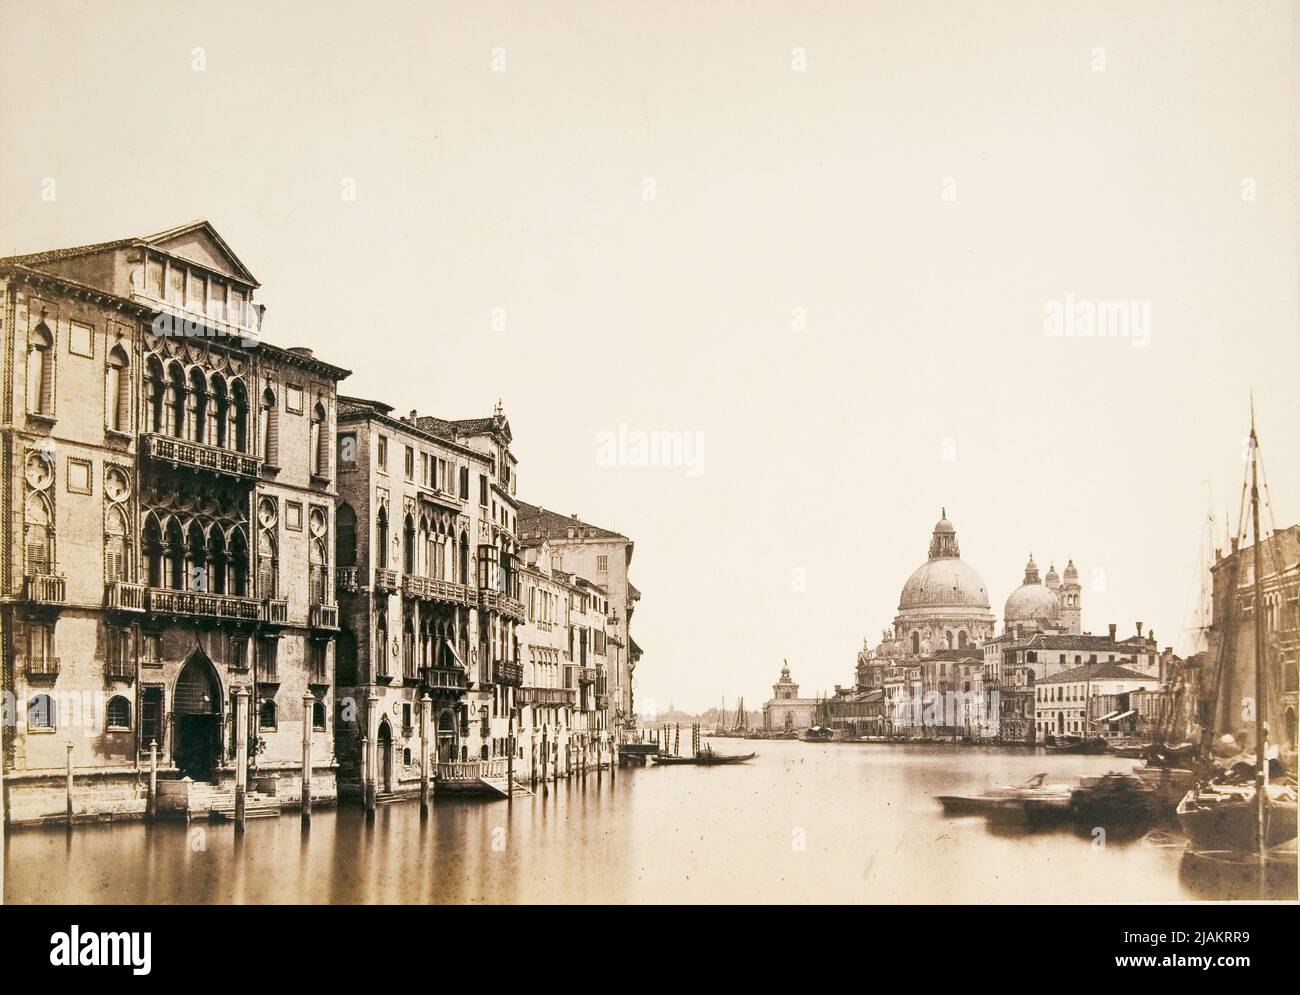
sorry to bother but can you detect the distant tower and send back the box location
[772,661,799,701]
[1059,559,1082,634]
[1045,563,1060,593]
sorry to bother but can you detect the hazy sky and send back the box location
[3,1,1296,712]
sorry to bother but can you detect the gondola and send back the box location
[651,746,757,766]
[1044,735,1109,755]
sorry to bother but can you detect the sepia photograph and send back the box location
[0,0,1296,967]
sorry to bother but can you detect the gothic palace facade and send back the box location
[0,222,640,825]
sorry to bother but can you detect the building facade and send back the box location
[2,222,349,824]
[762,662,820,733]
[518,503,639,727]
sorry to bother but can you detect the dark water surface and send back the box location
[5,740,1291,903]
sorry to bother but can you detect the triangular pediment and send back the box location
[141,221,259,287]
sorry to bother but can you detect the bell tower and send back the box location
[1059,559,1082,634]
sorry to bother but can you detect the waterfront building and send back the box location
[518,503,639,727]
[332,397,516,802]
[1,222,349,824]
[761,662,820,733]
[824,686,886,737]
[516,541,611,777]
[1034,662,1156,739]
[1207,525,1299,752]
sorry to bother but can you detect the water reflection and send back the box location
[5,741,1293,903]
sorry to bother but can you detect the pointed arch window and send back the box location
[403,513,416,575]
[27,322,55,416]
[257,528,278,599]
[106,345,130,433]
[143,515,164,587]
[24,493,54,576]
[145,357,165,433]
[229,380,248,453]
[311,401,329,478]
[228,528,249,597]
[310,537,327,605]
[166,363,186,438]
[375,608,389,679]
[376,506,389,569]
[188,369,207,443]
[260,387,278,465]
[105,506,130,583]
[165,519,185,589]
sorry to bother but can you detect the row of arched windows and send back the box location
[144,357,249,451]
[27,693,131,730]
[362,505,471,582]
[142,513,252,596]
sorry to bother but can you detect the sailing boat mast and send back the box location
[1248,404,1268,862]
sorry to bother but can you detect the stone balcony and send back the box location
[265,598,289,625]
[23,573,66,607]
[146,588,264,622]
[493,659,524,687]
[420,667,468,694]
[518,686,577,707]
[578,666,599,686]
[141,433,260,482]
[402,575,471,607]
[478,589,525,623]
[310,603,339,630]
[104,580,146,612]
[374,568,399,594]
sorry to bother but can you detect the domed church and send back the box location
[890,510,996,655]
[1002,554,1081,636]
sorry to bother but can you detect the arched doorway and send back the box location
[377,719,394,793]
[174,650,222,781]
[436,709,456,763]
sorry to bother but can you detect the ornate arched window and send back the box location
[228,527,249,597]
[403,513,415,574]
[209,374,227,447]
[311,401,329,477]
[188,368,207,443]
[23,492,54,576]
[459,532,469,585]
[208,527,227,595]
[27,322,54,415]
[376,505,389,569]
[185,520,208,592]
[375,607,389,679]
[106,345,130,433]
[229,380,247,453]
[310,537,327,605]
[105,506,130,583]
[336,504,357,568]
[166,362,186,437]
[142,514,164,587]
[145,356,165,432]
[257,527,277,599]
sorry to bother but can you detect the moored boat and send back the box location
[1176,780,1298,851]
[936,773,1073,824]
[1069,772,1164,824]
[1045,735,1109,755]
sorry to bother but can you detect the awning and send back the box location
[1096,710,1120,721]
[444,639,464,669]
[1110,709,1136,721]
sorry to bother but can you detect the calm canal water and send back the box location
[5,740,1292,903]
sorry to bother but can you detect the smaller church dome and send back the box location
[1063,559,1078,581]
[1004,553,1061,628]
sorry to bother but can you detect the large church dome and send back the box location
[1004,553,1062,627]
[897,512,991,611]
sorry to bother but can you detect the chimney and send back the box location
[571,513,579,520]
[1135,622,1143,638]
[408,410,418,422]
[1108,623,1117,640]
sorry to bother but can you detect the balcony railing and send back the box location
[336,566,360,593]
[310,603,339,630]
[146,588,263,622]
[578,667,599,685]
[421,667,468,693]
[105,580,145,611]
[493,659,524,687]
[402,575,471,606]
[374,568,399,594]
[479,589,525,623]
[23,574,66,606]
[141,433,260,481]
[26,657,60,680]
[519,686,577,707]
[265,598,289,625]
[437,758,507,782]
